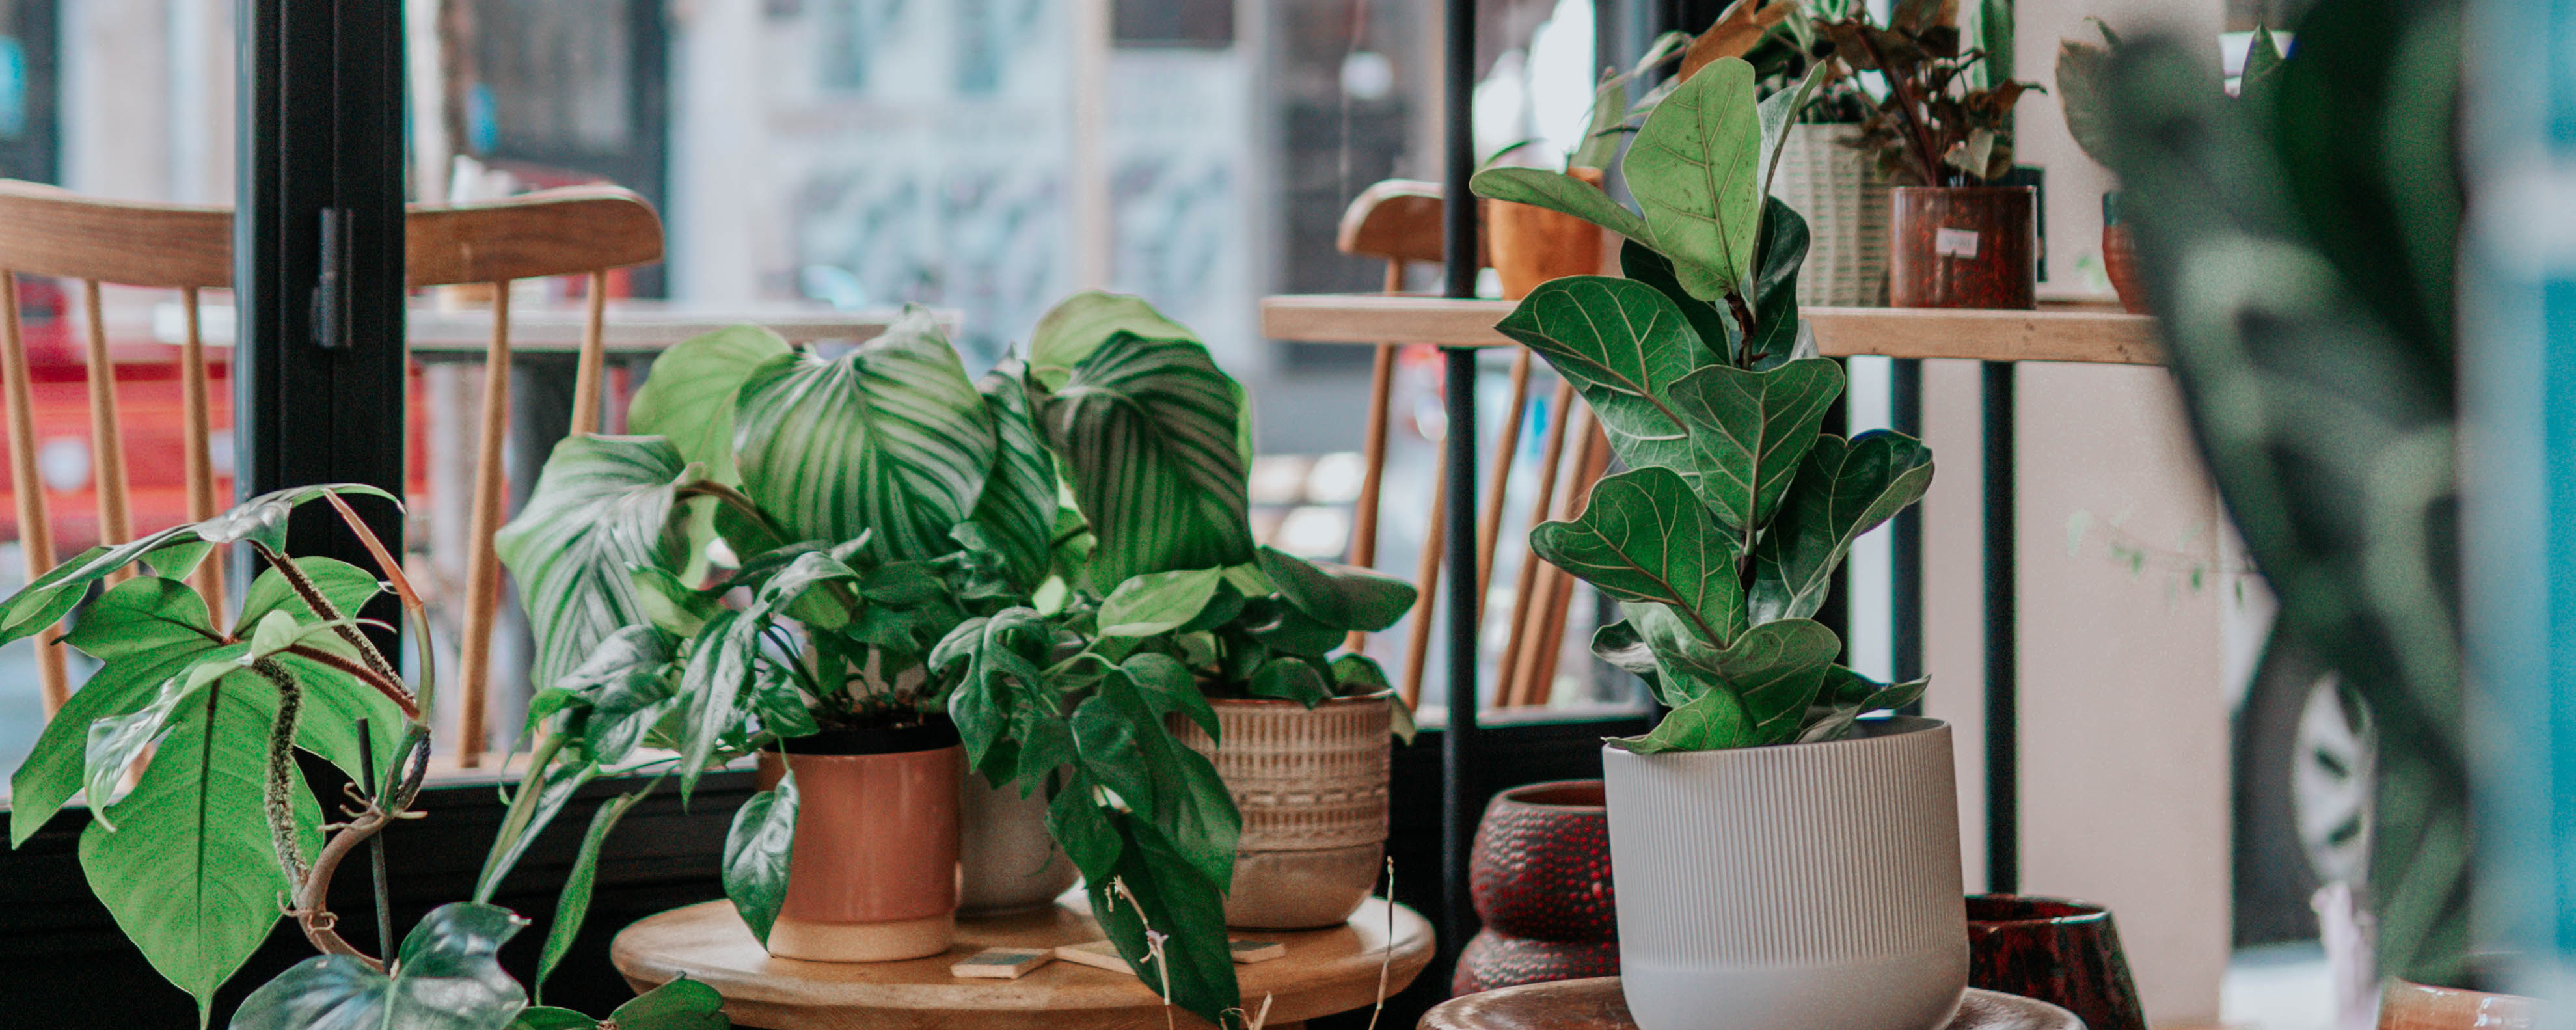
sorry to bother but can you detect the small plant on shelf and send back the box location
[0,486,724,1028]
[1816,0,2040,187]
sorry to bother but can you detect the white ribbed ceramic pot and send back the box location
[1603,716,1966,1030]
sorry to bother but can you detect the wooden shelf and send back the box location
[1260,293,2165,366]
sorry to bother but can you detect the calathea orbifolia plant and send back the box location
[928,293,1416,1027]
[0,486,722,1029]
[1471,55,1932,752]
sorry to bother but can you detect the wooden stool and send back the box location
[612,897,1433,1030]
[1420,979,2084,1030]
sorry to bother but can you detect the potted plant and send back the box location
[1696,0,1892,306]
[2054,20,2283,313]
[1818,0,2042,308]
[1474,56,1962,1030]
[1487,32,1692,298]
[0,486,724,1028]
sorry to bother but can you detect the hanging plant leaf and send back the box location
[1667,357,1843,538]
[723,772,799,946]
[628,325,794,487]
[1123,651,1221,740]
[537,791,651,992]
[79,674,319,1022]
[733,306,996,560]
[1069,669,1241,891]
[1748,431,1936,621]
[1623,56,1764,299]
[1080,811,1242,1026]
[1530,466,1747,648]
[496,435,697,695]
[1039,334,1253,588]
[230,902,530,1030]
[960,358,1057,591]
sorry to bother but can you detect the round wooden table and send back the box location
[612,898,1433,1030]
[1420,979,2083,1030]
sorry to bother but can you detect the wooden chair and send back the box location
[405,185,662,766]
[0,182,232,714]
[1331,181,1610,711]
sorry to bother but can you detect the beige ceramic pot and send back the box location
[958,768,1079,917]
[753,724,963,962]
[1171,694,1392,929]
[1489,166,1610,299]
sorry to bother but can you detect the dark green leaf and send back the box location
[629,325,793,487]
[1069,671,1240,891]
[509,1007,598,1030]
[608,979,729,1030]
[1330,653,1392,696]
[1620,241,1734,364]
[1748,431,1934,621]
[1607,686,1752,753]
[1742,200,1811,370]
[538,791,650,991]
[1124,651,1219,740]
[961,357,1058,590]
[1046,771,1123,879]
[558,625,681,766]
[1624,56,1763,298]
[1666,357,1843,536]
[936,609,1055,783]
[1097,568,1227,637]
[1081,811,1241,1025]
[1469,166,1652,242]
[1247,605,1344,657]
[733,306,995,561]
[1495,277,1718,495]
[723,775,799,946]
[1040,334,1254,587]
[677,610,762,799]
[1530,466,1746,647]
[1254,547,1417,632]
[496,435,697,694]
[1247,656,1333,707]
[1666,618,1840,744]
[232,902,530,1030]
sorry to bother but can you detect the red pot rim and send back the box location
[1965,893,2112,927]
[1496,779,1607,811]
[1891,185,2038,197]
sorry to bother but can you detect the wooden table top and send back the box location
[1420,980,2083,1030]
[610,898,1433,1030]
[1258,294,2165,367]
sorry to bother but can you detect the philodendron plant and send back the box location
[1471,55,1932,753]
[0,486,722,1028]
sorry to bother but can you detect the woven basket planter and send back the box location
[1171,695,1392,929]
[1770,124,1891,307]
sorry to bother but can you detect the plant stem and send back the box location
[1855,30,1949,187]
[357,716,395,956]
[474,731,566,902]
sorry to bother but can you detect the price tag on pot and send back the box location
[1934,227,1983,259]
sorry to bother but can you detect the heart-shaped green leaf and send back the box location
[1497,277,1721,494]
[629,325,793,487]
[497,435,697,695]
[733,306,996,560]
[1254,546,1417,632]
[1029,290,1199,390]
[1098,568,1229,637]
[1623,56,1763,299]
[723,773,799,945]
[1666,618,1841,744]
[231,902,530,1030]
[1040,334,1254,587]
[1749,431,1936,621]
[960,358,1058,591]
[1124,651,1221,741]
[1247,655,1333,707]
[1668,357,1843,538]
[1531,466,1746,647]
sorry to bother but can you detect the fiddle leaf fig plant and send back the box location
[1472,55,1932,753]
[0,486,726,1029]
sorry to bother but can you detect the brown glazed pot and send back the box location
[2379,980,2538,1030]
[1964,895,2147,1030]
[1456,780,1619,994]
[1491,166,1611,299]
[1170,694,1392,929]
[2101,192,2147,314]
[1891,186,2038,310]
[753,722,964,962]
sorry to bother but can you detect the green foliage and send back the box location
[493,435,699,701]
[1039,332,1255,588]
[1815,6,2041,185]
[722,774,799,945]
[1480,56,1934,753]
[2091,0,2465,986]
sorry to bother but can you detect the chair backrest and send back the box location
[1331,179,1605,711]
[406,184,662,766]
[0,180,232,714]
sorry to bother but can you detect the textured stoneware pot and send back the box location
[2101,193,2147,314]
[1457,780,1618,993]
[1964,895,2147,1030]
[958,770,1079,917]
[2379,980,2538,1030]
[1171,694,1392,929]
[1490,166,1610,299]
[1890,186,2037,310]
[1770,124,1893,306]
[756,722,963,962]
[1603,716,1966,1030]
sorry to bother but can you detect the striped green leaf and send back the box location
[629,325,793,487]
[733,308,996,560]
[1040,334,1253,587]
[960,358,1057,590]
[496,435,697,694]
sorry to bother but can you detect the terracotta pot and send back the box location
[1604,716,1966,1030]
[2379,980,2537,1030]
[1457,780,1618,994]
[1491,166,1610,299]
[1170,694,1392,929]
[2101,193,2147,315]
[1890,186,2038,310]
[757,724,963,962]
[958,768,1079,917]
[1964,895,2147,1030]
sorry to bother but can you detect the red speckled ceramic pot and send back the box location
[1456,781,1618,993]
[1965,895,2146,1030]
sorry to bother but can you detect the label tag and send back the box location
[1934,227,1983,258]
